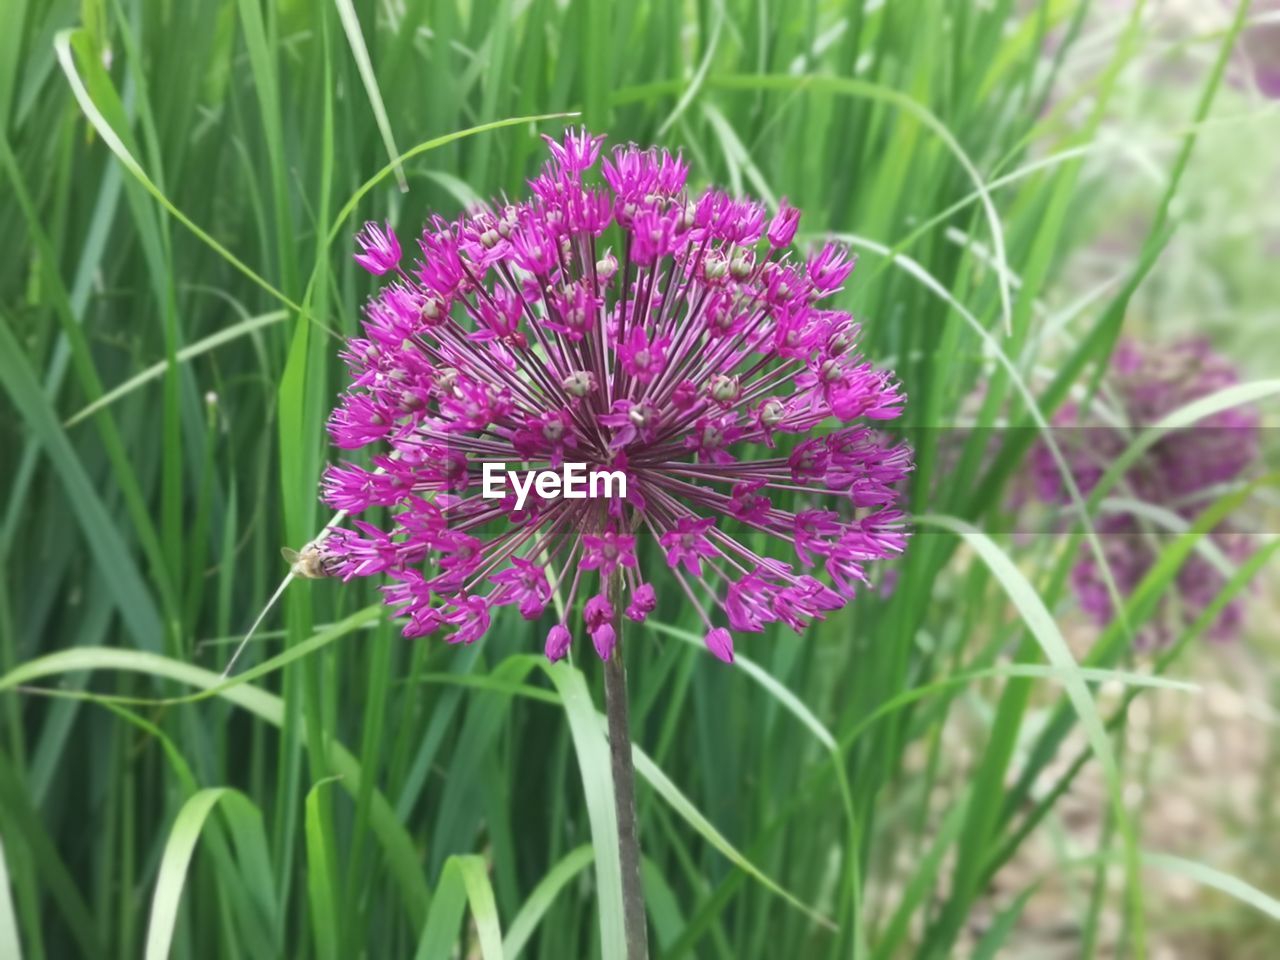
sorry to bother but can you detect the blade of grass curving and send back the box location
[646,622,835,751]
[646,619,862,951]
[612,72,1014,335]
[63,310,288,427]
[1084,380,1280,519]
[914,513,1140,954]
[2,605,381,710]
[1143,853,1280,922]
[58,42,569,344]
[54,28,304,313]
[407,672,561,704]
[414,855,503,960]
[98,701,280,958]
[144,788,258,960]
[306,111,579,306]
[502,846,594,960]
[992,492,1280,879]
[629,743,835,930]
[150,784,276,960]
[413,857,467,960]
[406,658,835,936]
[1098,498,1237,580]
[0,645,430,928]
[454,855,504,960]
[839,106,1270,313]
[841,662,1196,755]
[656,3,723,137]
[830,232,1134,645]
[971,0,1251,509]
[334,0,408,191]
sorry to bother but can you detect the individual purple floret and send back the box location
[1034,337,1259,645]
[320,128,912,663]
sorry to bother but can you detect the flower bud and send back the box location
[705,627,734,663]
[767,199,801,248]
[759,398,785,427]
[708,374,741,404]
[703,255,729,282]
[561,370,596,397]
[591,623,617,660]
[545,625,572,662]
[596,250,619,281]
[420,296,445,324]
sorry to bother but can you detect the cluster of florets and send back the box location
[1034,337,1259,645]
[323,128,912,663]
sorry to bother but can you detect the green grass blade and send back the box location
[413,857,468,960]
[502,845,594,960]
[1142,852,1280,923]
[144,788,233,960]
[334,0,408,191]
[539,663,626,959]
[63,310,288,427]
[414,855,504,960]
[0,645,431,928]
[0,838,23,960]
[914,513,1138,951]
[304,779,342,960]
[629,742,836,931]
[0,316,165,650]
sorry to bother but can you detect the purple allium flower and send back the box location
[320,128,912,663]
[1034,337,1260,645]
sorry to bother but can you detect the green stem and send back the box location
[603,573,648,960]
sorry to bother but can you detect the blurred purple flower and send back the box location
[1034,337,1259,644]
[320,129,912,663]
[1242,1,1280,98]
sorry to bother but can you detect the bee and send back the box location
[281,536,341,579]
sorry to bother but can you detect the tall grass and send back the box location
[1,1,1276,957]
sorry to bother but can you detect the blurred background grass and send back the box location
[0,0,1277,957]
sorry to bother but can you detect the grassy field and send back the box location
[1,0,1277,957]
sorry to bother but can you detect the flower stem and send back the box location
[603,575,648,960]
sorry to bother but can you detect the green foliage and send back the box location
[0,1,1275,957]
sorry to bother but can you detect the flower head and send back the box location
[353,221,401,275]
[1034,337,1259,645]
[321,128,912,662]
